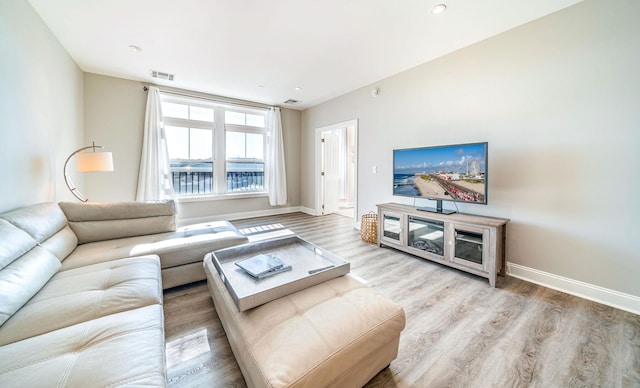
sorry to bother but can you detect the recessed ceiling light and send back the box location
[294,87,302,91]
[431,4,447,15]
[129,45,142,53]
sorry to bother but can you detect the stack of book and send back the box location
[235,254,291,279]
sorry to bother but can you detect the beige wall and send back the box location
[83,74,147,202]
[0,0,84,212]
[301,0,640,296]
[83,73,302,220]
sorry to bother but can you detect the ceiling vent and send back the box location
[283,99,300,105]
[151,70,175,81]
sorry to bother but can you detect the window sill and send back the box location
[176,192,268,203]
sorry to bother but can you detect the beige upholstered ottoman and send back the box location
[204,254,406,387]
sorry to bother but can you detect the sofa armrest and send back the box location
[59,200,177,244]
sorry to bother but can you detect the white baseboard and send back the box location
[177,206,303,226]
[300,206,318,216]
[507,262,640,315]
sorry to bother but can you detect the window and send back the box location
[160,94,268,197]
[225,110,265,193]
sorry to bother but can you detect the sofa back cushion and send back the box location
[1,202,77,262]
[59,200,177,244]
[0,219,37,272]
[0,218,61,326]
[1,203,67,242]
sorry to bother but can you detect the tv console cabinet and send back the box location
[377,202,509,287]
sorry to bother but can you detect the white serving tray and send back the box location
[207,235,350,311]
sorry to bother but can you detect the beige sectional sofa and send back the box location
[59,200,248,289]
[0,200,248,387]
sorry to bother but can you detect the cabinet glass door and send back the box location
[382,214,402,243]
[455,230,483,264]
[451,225,488,271]
[407,216,444,257]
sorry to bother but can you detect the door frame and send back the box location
[315,119,358,226]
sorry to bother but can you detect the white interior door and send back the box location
[322,133,340,215]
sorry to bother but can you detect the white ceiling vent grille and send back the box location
[283,99,300,105]
[151,70,175,81]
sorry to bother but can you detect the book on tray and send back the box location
[235,254,291,279]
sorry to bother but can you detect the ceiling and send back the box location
[29,0,583,110]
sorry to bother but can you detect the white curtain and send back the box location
[136,86,174,201]
[265,107,287,206]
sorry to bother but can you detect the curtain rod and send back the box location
[143,86,273,110]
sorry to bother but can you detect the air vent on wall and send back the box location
[283,99,300,105]
[150,70,175,81]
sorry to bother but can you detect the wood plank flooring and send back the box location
[163,212,640,387]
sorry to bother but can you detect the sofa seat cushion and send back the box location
[206,264,406,388]
[61,221,248,271]
[0,255,163,346]
[0,305,166,387]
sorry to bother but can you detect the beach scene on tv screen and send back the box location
[394,143,486,203]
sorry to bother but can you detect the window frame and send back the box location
[159,93,269,199]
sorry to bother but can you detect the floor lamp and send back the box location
[64,142,114,202]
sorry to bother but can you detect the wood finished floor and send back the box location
[163,212,640,388]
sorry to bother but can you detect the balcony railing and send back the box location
[227,171,264,192]
[172,171,213,195]
[171,171,264,195]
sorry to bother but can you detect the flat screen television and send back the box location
[393,142,488,214]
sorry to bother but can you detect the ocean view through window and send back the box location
[160,93,268,197]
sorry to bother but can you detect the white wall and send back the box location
[0,0,84,212]
[83,73,302,221]
[301,0,640,297]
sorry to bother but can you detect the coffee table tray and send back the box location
[207,235,350,311]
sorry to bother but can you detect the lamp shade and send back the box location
[76,152,114,172]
